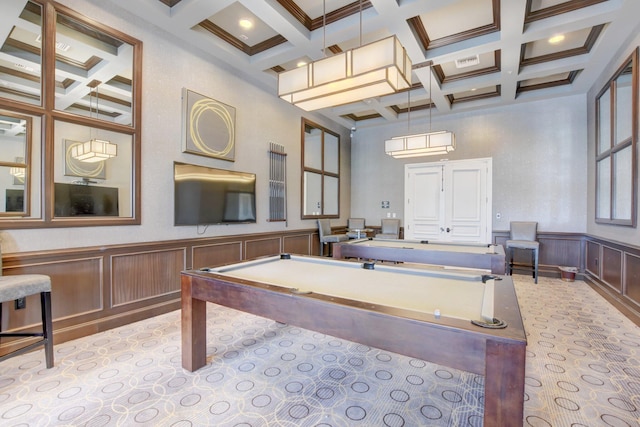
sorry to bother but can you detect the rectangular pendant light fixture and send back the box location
[71,139,118,163]
[385,131,455,158]
[278,36,412,111]
[385,60,455,158]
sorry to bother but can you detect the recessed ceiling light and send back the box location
[14,63,34,72]
[239,19,253,29]
[548,34,565,44]
[296,61,307,67]
[35,34,71,51]
[455,55,480,69]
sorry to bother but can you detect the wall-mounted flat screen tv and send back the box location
[174,162,256,226]
[54,183,119,216]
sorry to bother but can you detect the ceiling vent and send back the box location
[455,55,480,69]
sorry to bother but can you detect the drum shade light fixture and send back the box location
[278,1,411,111]
[385,61,455,158]
[72,84,117,163]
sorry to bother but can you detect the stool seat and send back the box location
[0,273,54,369]
[505,240,539,251]
[0,275,52,302]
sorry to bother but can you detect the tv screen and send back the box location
[174,162,256,225]
[54,183,119,216]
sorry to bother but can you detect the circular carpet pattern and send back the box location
[0,275,639,426]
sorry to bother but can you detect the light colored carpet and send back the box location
[0,275,639,426]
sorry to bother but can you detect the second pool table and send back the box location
[333,238,506,274]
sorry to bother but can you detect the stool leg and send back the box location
[40,292,54,368]
[533,249,539,284]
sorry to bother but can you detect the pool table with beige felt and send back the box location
[181,254,526,426]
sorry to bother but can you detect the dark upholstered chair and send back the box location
[0,247,54,368]
[317,219,349,256]
[505,221,539,283]
[375,219,400,240]
[346,218,367,239]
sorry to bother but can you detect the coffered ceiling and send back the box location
[3,0,640,130]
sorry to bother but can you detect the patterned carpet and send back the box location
[0,275,639,426]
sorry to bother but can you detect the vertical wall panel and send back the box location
[112,248,185,306]
[2,257,103,328]
[624,253,640,307]
[586,241,601,277]
[192,242,242,270]
[245,237,281,259]
[283,234,311,255]
[602,246,622,292]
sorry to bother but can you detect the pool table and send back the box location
[181,254,526,426]
[333,238,506,274]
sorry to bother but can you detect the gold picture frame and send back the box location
[182,88,236,161]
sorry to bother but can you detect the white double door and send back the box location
[404,158,492,243]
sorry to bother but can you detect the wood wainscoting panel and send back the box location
[538,237,581,270]
[602,246,623,293]
[192,241,242,270]
[111,248,185,307]
[283,234,312,255]
[2,257,103,330]
[625,253,640,308]
[586,241,601,278]
[245,237,281,259]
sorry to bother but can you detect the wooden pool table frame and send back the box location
[333,239,506,274]
[181,257,526,426]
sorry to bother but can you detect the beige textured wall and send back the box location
[0,0,351,253]
[349,94,588,234]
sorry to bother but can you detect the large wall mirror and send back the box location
[0,112,39,218]
[301,119,340,219]
[0,0,141,228]
[595,48,638,227]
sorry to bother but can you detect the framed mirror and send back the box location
[301,119,340,219]
[0,1,43,106]
[595,48,637,226]
[53,11,133,125]
[0,112,33,217]
[53,120,133,218]
[0,1,141,228]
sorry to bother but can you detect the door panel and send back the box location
[448,163,484,241]
[405,158,492,243]
[406,166,443,240]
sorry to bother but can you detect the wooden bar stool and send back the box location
[0,251,54,368]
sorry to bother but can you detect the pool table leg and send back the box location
[484,339,526,425]
[181,276,207,372]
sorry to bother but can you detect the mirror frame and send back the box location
[595,47,638,227]
[0,111,32,217]
[0,0,142,229]
[301,118,340,219]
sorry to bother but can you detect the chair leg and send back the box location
[40,291,54,368]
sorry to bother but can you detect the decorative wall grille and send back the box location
[268,142,287,223]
